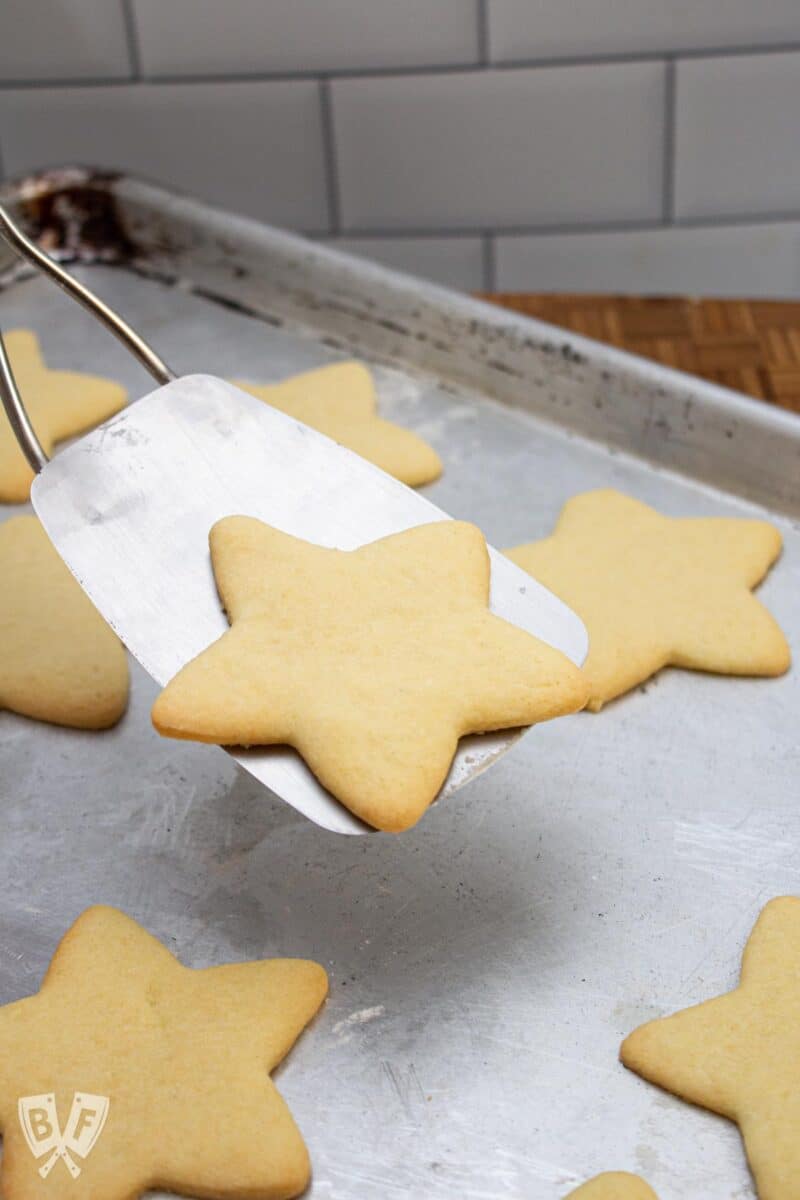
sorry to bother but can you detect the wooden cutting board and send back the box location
[485,294,800,415]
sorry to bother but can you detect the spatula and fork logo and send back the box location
[17,1092,110,1179]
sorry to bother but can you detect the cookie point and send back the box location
[73,903,131,929]
[301,959,330,1002]
[768,633,791,676]
[618,1021,651,1069]
[281,1146,312,1200]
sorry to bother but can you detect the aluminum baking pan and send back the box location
[0,168,797,1199]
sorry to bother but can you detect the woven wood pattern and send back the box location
[486,294,800,415]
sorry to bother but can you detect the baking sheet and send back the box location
[1,176,799,1200]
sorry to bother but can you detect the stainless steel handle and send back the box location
[0,201,176,474]
[0,327,47,472]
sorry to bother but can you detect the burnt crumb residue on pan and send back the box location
[485,358,523,378]
[4,167,137,268]
[189,284,285,325]
[0,169,282,334]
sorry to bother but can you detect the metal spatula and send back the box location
[0,204,587,834]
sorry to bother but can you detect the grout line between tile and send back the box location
[340,219,670,239]
[331,228,491,240]
[5,39,800,91]
[482,233,496,291]
[120,0,143,81]
[0,75,138,90]
[336,211,800,240]
[476,0,490,66]
[318,79,341,235]
[662,58,677,222]
[671,209,800,229]
[477,39,800,71]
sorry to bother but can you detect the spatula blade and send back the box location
[32,375,587,834]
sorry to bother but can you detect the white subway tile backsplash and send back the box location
[0,0,130,81]
[332,63,666,231]
[327,236,485,290]
[675,51,800,220]
[0,82,328,232]
[495,222,800,297]
[488,0,800,62]
[132,0,479,78]
[2,6,800,301]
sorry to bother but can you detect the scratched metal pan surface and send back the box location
[0,170,798,1200]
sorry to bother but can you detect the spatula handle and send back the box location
[0,201,176,473]
[0,327,47,471]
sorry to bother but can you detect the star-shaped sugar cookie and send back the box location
[1,330,127,503]
[565,1172,658,1199]
[0,516,128,728]
[621,897,800,1200]
[152,518,588,831]
[506,489,789,711]
[235,361,442,487]
[0,905,327,1200]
